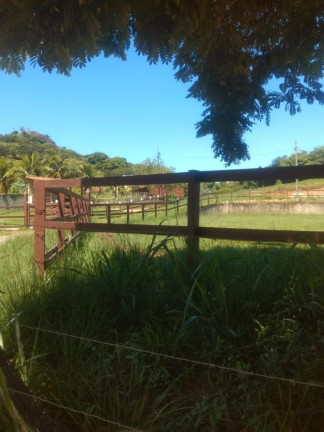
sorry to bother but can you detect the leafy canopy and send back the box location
[0,0,323,165]
[271,146,324,167]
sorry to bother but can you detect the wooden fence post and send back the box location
[86,188,92,218]
[126,204,130,224]
[34,180,46,273]
[23,190,29,227]
[106,204,111,223]
[57,192,65,249]
[187,170,200,273]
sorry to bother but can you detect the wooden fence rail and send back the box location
[32,180,91,272]
[27,165,324,272]
[2,186,324,228]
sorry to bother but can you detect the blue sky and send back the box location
[0,47,323,173]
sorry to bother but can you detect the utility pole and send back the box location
[295,141,298,195]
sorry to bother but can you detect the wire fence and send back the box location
[16,324,324,390]
[2,310,324,431]
[6,388,146,432]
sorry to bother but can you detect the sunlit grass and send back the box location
[0,208,25,227]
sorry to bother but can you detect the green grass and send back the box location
[0,208,25,227]
[90,197,324,233]
[201,213,324,230]
[0,231,323,432]
[90,200,187,225]
[120,208,324,232]
[263,178,324,191]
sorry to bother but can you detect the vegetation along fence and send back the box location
[28,164,324,272]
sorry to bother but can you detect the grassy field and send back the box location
[0,208,24,228]
[91,202,324,233]
[0,228,323,432]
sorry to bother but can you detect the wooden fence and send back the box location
[28,165,324,272]
[3,184,324,229]
[32,180,91,272]
[89,193,218,222]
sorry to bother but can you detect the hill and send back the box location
[0,129,81,159]
[0,130,173,193]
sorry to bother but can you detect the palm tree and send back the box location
[16,153,43,178]
[79,162,98,178]
[44,155,83,179]
[0,157,16,193]
[43,155,68,178]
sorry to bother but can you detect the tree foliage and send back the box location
[0,157,15,193]
[133,151,174,175]
[0,1,323,165]
[271,146,324,167]
[0,130,176,191]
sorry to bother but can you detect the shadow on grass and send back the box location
[1,234,324,431]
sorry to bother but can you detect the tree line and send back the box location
[0,130,173,194]
[271,147,324,167]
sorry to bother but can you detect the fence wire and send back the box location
[7,388,146,432]
[18,324,324,390]
[2,314,324,432]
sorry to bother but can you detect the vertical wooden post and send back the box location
[126,204,130,224]
[68,196,75,237]
[57,192,65,249]
[34,180,46,273]
[86,188,92,218]
[23,190,29,227]
[187,170,200,273]
[106,204,111,223]
[155,203,157,217]
[142,203,145,221]
[108,204,111,223]
[165,201,168,216]
[80,198,87,223]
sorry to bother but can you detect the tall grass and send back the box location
[0,231,323,431]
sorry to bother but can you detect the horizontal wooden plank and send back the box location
[30,165,324,190]
[32,178,82,188]
[46,187,86,200]
[44,221,188,236]
[43,221,324,244]
[47,211,89,222]
[81,172,189,187]
[196,165,324,182]
[80,165,324,188]
[197,227,324,244]
[0,215,23,219]
[76,223,189,236]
